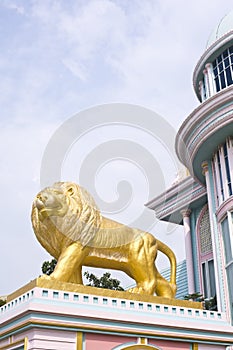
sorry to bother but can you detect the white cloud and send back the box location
[2,1,25,15]
[62,57,88,81]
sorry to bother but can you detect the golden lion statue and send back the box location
[32,182,177,298]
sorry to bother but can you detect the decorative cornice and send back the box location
[146,177,206,223]
[1,317,232,345]
[176,86,233,182]
[177,87,233,146]
[146,176,196,208]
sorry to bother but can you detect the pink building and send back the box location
[147,9,233,325]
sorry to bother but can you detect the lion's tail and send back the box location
[156,239,177,286]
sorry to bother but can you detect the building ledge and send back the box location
[146,177,206,224]
[1,281,232,347]
[6,277,201,309]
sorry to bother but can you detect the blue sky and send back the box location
[1,0,233,296]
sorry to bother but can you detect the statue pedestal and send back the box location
[6,277,202,308]
[1,278,232,350]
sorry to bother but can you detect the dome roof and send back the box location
[207,10,233,48]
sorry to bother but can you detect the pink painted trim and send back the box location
[216,196,233,222]
[176,86,233,171]
[146,177,206,220]
[189,113,233,165]
[146,177,195,207]
[176,86,233,144]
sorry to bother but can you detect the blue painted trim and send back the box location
[186,101,233,145]
[5,322,233,347]
[190,210,200,292]
[5,298,227,326]
[2,320,233,347]
[1,308,232,345]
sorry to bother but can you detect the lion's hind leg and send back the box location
[127,233,157,295]
[154,269,177,298]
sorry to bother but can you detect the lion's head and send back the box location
[31,182,102,258]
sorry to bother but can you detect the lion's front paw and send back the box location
[127,286,144,294]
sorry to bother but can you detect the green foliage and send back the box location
[84,271,124,291]
[183,292,203,302]
[0,299,6,307]
[204,295,217,311]
[41,259,124,291]
[184,292,217,311]
[42,259,57,275]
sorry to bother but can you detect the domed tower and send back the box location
[147,11,233,322]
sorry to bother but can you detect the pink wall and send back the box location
[85,333,136,350]
[85,333,192,350]
[149,339,190,349]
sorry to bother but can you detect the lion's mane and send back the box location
[31,182,102,258]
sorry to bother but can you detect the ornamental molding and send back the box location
[155,186,206,221]
[146,177,206,221]
[177,87,233,144]
[216,196,233,222]
[189,112,233,163]
[186,101,233,146]
[146,176,194,208]
[176,87,233,169]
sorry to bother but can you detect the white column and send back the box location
[213,152,222,206]
[205,63,216,97]
[219,144,229,199]
[226,137,233,190]
[203,68,210,98]
[227,211,233,258]
[201,161,222,311]
[180,209,195,294]
[199,80,205,102]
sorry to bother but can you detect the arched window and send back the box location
[197,205,216,299]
